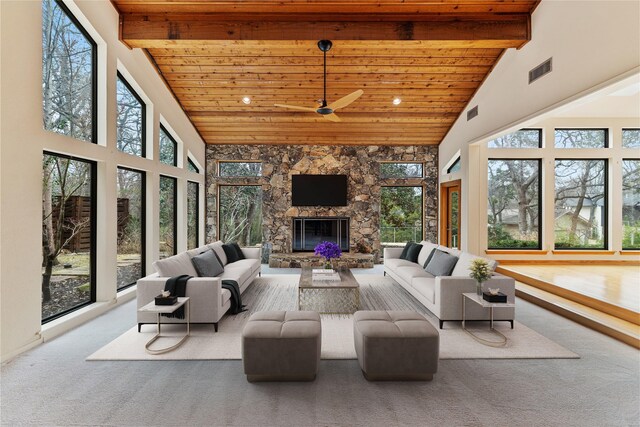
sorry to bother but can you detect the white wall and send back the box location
[438,0,640,255]
[0,0,206,361]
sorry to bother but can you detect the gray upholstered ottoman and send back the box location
[353,311,439,381]
[242,311,321,382]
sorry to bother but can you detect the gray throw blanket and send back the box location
[222,279,246,314]
[162,274,192,319]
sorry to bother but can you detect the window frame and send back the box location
[553,158,609,250]
[218,161,262,177]
[446,157,461,174]
[159,124,178,167]
[187,157,200,173]
[43,0,98,144]
[379,161,425,179]
[187,180,200,249]
[621,158,640,251]
[487,158,543,250]
[622,128,640,149]
[488,128,543,149]
[159,175,178,256]
[116,166,146,291]
[217,184,263,246]
[42,151,97,324]
[379,185,425,244]
[554,128,609,149]
[116,71,146,157]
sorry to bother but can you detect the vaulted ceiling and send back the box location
[111,1,540,146]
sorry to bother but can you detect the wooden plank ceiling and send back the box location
[112,1,539,146]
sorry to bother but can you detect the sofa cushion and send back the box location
[153,252,199,277]
[417,242,439,266]
[385,258,419,269]
[231,242,246,260]
[424,249,458,277]
[186,245,212,259]
[422,248,437,269]
[405,243,423,263]
[437,245,461,258]
[191,249,225,277]
[208,241,227,266]
[451,252,498,277]
[220,258,260,284]
[412,277,436,304]
[396,265,432,284]
[223,243,243,264]
[399,242,413,260]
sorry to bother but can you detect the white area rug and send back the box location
[88,275,578,361]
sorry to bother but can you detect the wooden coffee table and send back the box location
[298,267,360,314]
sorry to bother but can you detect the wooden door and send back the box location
[440,180,461,249]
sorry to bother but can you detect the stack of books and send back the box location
[312,269,340,281]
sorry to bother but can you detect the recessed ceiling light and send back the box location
[392,97,402,105]
[242,96,251,104]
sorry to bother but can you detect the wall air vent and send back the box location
[467,105,478,121]
[529,58,552,84]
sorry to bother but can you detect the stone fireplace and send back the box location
[292,217,349,252]
[205,144,439,263]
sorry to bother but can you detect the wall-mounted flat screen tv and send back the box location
[291,174,348,206]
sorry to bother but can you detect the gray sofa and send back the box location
[136,241,261,331]
[384,241,515,328]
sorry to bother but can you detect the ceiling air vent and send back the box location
[467,105,478,121]
[529,58,552,84]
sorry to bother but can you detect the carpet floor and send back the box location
[88,275,577,361]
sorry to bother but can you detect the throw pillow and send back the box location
[422,248,436,270]
[222,243,241,264]
[425,249,459,277]
[405,243,423,263]
[231,242,245,260]
[191,249,224,277]
[399,241,413,260]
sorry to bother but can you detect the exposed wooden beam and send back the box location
[120,14,530,48]
[113,1,538,15]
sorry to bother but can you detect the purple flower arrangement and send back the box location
[314,241,342,266]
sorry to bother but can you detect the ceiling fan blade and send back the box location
[323,113,341,122]
[273,104,317,112]
[327,89,364,111]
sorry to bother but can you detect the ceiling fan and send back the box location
[273,40,364,122]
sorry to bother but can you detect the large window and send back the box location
[159,125,178,166]
[488,129,542,148]
[555,129,607,148]
[187,158,199,173]
[554,159,607,249]
[117,168,145,290]
[159,176,177,257]
[380,187,423,244]
[622,129,640,148]
[42,153,95,322]
[219,162,262,177]
[187,181,199,250]
[622,159,640,250]
[116,73,145,156]
[218,185,262,246]
[487,160,541,249]
[380,162,423,178]
[42,0,96,143]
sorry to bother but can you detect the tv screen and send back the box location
[291,174,348,206]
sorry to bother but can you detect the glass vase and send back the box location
[476,281,483,297]
[324,260,332,270]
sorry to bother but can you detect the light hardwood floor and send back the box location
[499,264,639,313]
